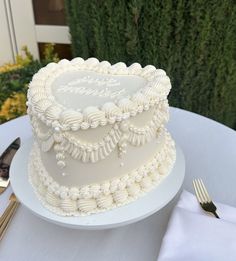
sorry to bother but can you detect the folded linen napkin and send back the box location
[158,190,236,261]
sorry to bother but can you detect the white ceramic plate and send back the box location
[10,137,185,230]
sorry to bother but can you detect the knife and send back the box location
[0,137,21,194]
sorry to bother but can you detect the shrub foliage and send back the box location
[0,44,59,123]
[65,0,236,128]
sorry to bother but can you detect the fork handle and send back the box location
[213,211,220,219]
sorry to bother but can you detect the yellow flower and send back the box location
[0,64,23,73]
[0,46,33,73]
[0,93,27,121]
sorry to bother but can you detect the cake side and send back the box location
[30,99,169,186]
[27,57,176,216]
[29,131,176,216]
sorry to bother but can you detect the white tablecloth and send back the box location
[0,108,236,261]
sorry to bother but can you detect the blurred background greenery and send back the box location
[0,0,235,128]
[64,0,236,128]
[0,44,59,123]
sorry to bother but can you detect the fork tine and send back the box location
[196,179,207,203]
[193,179,204,203]
[199,179,211,202]
[192,180,199,201]
[196,179,206,203]
[192,179,220,218]
[197,179,208,203]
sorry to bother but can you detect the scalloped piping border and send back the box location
[31,100,169,167]
[27,57,171,130]
[28,131,176,216]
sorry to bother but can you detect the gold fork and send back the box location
[193,179,220,219]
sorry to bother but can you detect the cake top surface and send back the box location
[28,57,171,130]
[51,70,146,109]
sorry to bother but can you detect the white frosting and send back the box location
[45,191,60,207]
[97,195,113,209]
[102,102,122,118]
[77,199,97,212]
[28,131,176,216]
[27,57,175,216]
[27,57,171,130]
[60,110,83,129]
[60,198,77,212]
[127,183,141,197]
[31,100,168,168]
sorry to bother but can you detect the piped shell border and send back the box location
[27,58,171,130]
[28,131,176,216]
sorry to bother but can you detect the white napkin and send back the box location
[158,190,236,261]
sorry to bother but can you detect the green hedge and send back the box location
[65,0,236,128]
[0,44,59,123]
[0,61,41,108]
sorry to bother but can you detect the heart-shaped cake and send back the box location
[27,57,176,216]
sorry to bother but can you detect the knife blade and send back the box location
[0,137,21,193]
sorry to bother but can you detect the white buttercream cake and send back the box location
[27,57,176,216]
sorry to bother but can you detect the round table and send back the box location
[0,108,235,261]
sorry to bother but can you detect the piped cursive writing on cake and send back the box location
[57,76,126,99]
